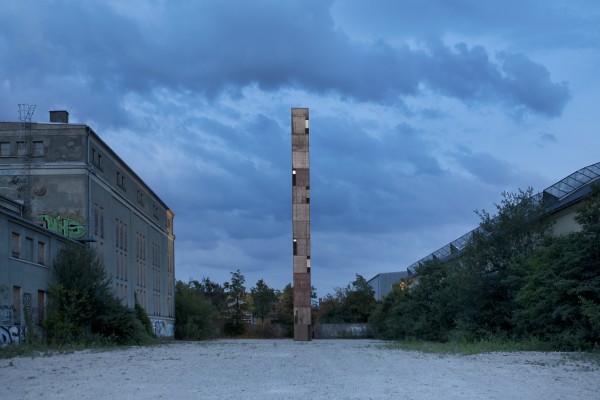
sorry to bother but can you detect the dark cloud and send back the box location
[498,53,570,117]
[423,41,569,116]
[0,0,570,123]
[454,148,517,185]
[331,0,600,49]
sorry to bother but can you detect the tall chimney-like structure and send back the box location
[291,107,311,341]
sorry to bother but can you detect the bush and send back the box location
[45,244,152,345]
[175,280,216,340]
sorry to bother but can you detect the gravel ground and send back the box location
[1,339,599,400]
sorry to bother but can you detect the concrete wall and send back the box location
[549,204,583,236]
[313,324,375,339]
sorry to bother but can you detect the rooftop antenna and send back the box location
[18,103,36,129]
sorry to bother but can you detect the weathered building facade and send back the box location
[0,112,175,337]
[0,195,72,345]
[291,108,311,341]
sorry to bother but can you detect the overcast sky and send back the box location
[1,1,599,297]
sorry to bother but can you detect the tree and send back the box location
[343,274,377,323]
[319,274,377,323]
[250,279,277,324]
[372,188,556,342]
[174,280,216,340]
[190,277,227,316]
[450,188,552,337]
[223,269,248,335]
[45,244,151,345]
[514,184,600,349]
[273,283,294,336]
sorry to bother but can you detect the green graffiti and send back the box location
[39,213,87,239]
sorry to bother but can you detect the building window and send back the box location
[11,232,20,258]
[116,218,127,251]
[92,148,103,169]
[117,172,125,189]
[17,141,28,156]
[293,239,298,256]
[32,141,44,156]
[116,218,128,286]
[38,241,46,265]
[292,169,297,186]
[153,205,159,219]
[99,207,104,239]
[25,237,33,261]
[0,142,10,156]
[94,203,104,239]
[137,190,145,205]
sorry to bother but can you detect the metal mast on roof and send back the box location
[18,104,36,129]
[17,104,36,212]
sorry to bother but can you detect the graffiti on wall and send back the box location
[0,326,24,346]
[39,212,87,238]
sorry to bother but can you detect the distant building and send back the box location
[368,162,600,301]
[368,271,409,301]
[0,111,175,337]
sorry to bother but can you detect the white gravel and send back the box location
[1,339,599,400]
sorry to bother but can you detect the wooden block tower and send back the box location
[291,107,311,341]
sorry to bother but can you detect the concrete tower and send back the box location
[291,107,311,341]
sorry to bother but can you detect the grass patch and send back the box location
[385,338,554,355]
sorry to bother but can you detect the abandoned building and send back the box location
[0,110,175,344]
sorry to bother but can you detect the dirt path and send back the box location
[1,339,598,399]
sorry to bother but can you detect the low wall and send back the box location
[313,323,374,339]
[150,317,175,338]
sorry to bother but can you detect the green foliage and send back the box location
[191,277,228,314]
[174,280,216,340]
[135,296,155,338]
[372,260,457,341]
[250,279,278,324]
[45,244,152,346]
[319,274,377,323]
[223,269,249,336]
[386,338,552,355]
[514,185,600,349]
[273,283,294,336]
[373,186,600,351]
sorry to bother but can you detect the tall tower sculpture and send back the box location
[291,107,311,341]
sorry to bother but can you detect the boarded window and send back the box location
[25,237,33,261]
[11,232,20,258]
[17,141,28,156]
[32,141,44,156]
[38,241,46,265]
[0,142,10,156]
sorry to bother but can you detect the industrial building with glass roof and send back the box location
[369,162,600,299]
[407,162,600,274]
